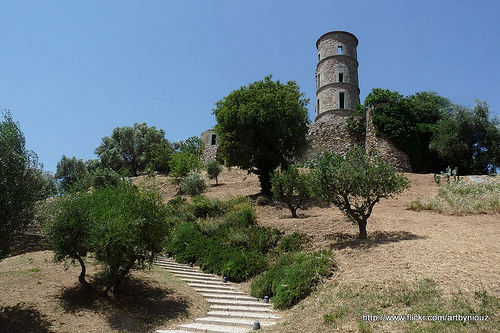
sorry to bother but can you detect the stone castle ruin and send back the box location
[202,31,411,172]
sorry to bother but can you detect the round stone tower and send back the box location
[315,31,360,120]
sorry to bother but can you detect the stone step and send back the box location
[209,305,276,313]
[174,273,221,281]
[195,317,277,327]
[205,299,271,307]
[156,330,192,333]
[207,310,281,320]
[194,288,246,295]
[200,293,258,301]
[189,283,236,291]
[160,267,217,278]
[177,323,249,333]
[181,278,230,285]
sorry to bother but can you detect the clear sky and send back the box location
[2,0,499,173]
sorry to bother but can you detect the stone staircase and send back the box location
[155,257,280,333]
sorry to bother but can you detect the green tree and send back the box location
[309,146,410,239]
[365,89,450,172]
[151,139,174,174]
[213,75,310,194]
[430,100,500,174]
[205,159,223,185]
[169,151,203,183]
[44,182,169,293]
[95,122,165,176]
[55,155,89,192]
[271,165,310,218]
[179,136,205,158]
[0,111,46,259]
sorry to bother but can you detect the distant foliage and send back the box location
[0,111,47,259]
[429,100,500,175]
[95,122,165,176]
[271,165,311,218]
[55,155,89,192]
[205,159,223,185]
[180,171,207,196]
[151,139,175,174]
[309,146,410,239]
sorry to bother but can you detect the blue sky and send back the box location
[2,0,499,173]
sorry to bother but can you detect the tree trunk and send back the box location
[258,172,272,196]
[74,254,90,288]
[289,205,298,218]
[358,220,368,239]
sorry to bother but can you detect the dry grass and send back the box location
[409,177,500,214]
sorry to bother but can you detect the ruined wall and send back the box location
[365,106,412,172]
[307,112,364,158]
[200,128,220,163]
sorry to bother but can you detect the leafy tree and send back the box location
[205,159,223,185]
[271,165,310,218]
[95,122,165,176]
[213,75,310,194]
[309,146,410,239]
[55,155,89,192]
[365,89,450,172]
[169,151,203,183]
[151,139,174,174]
[44,182,169,293]
[179,136,205,158]
[430,100,500,174]
[0,111,46,259]
[84,158,101,173]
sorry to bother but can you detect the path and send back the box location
[155,257,280,333]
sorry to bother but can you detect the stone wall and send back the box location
[365,106,412,172]
[200,128,220,163]
[9,234,52,257]
[307,112,364,158]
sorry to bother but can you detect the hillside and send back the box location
[148,168,500,332]
[1,168,498,332]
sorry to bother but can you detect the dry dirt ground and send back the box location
[1,168,499,332]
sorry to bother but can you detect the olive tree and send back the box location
[309,146,410,239]
[213,75,310,194]
[271,165,310,218]
[205,159,223,185]
[95,122,165,176]
[44,182,169,293]
[55,155,89,192]
[0,111,46,259]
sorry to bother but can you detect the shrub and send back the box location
[90,167,123,189]
[191,196,227,218]
[279,231,307,253]
[250,250,335,309]
[180,171,207,196]
[205,159,223,185]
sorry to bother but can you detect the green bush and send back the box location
[164,196,273,282]
[250,250,335,309]
[280,231,307,253]
[169,151,203,183]
[191,196,228,218]
[180,171,207,196]
[205,159,223,185]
